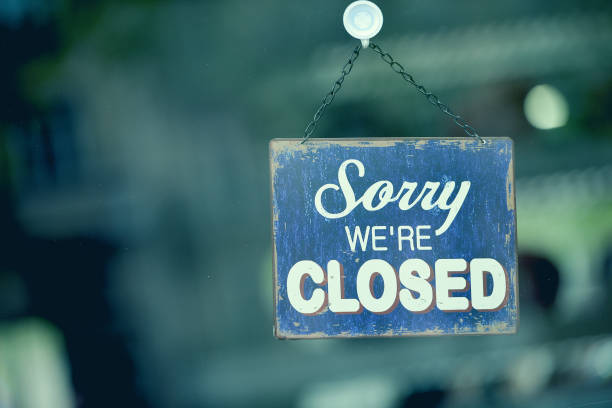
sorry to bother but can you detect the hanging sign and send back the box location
[270,138,518,338]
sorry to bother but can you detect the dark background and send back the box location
[0,1,611,407]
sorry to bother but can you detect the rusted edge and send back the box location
[507,137,520,333]
[269,140,284,339]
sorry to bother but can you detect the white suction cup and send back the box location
[343,1,383,47]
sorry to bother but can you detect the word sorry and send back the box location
[287,258,508,315]
[314,159,471,236]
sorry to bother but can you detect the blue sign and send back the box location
[270,138,518,338]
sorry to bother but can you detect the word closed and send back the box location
[270,138,518,338]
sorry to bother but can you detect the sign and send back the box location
[269,138,518,338]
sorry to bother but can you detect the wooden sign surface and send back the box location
[270,138,518,338]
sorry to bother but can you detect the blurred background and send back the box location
[0,0,611,407]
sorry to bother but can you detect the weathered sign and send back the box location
[270,138,518,338]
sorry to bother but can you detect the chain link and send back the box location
[302,44,362,144]
[368,42,485,144]
[302,42,484,144]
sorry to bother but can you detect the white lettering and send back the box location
[314,159,363,219]
[398,226,414,251]
[371,226,388,251]
[345,226,370,252]
[287,260,327,315]
[416,225,432,250]
[314,159,470,236]
[399,259,434,313]
[470,258,508,311]
[356,259,398,314]
[435,259,470,312]
[286,258,510,315]
[328,260,361,313]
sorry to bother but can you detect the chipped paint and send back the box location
[270,138,518,339]
[506,150,516,211]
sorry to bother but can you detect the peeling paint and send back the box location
[506,152,516,211]
[270,138,518,339]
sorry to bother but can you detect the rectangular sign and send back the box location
[270,138,518,338]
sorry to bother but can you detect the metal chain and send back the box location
[302,44,362,144]
[368,42,485,144]
[302,42,484,144]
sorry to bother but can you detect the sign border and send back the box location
[269,137,519,339]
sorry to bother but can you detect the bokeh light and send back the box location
[524,84,569,130]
